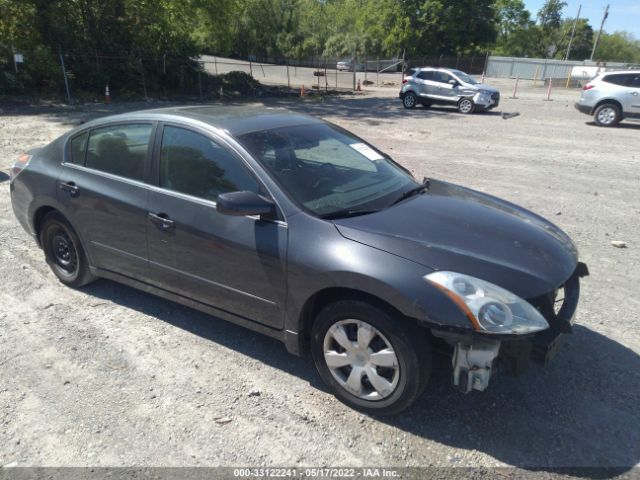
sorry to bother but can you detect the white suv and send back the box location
[575,70,640,126]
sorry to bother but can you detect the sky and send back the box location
[523,0,640,37]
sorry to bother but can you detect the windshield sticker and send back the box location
[349,143,384,161]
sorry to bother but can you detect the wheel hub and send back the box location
[51,228,77,273]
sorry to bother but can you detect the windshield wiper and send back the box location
[389,178,430,206]
[319,208,381,220]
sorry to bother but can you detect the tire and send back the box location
[40,212,95,288]
[593,103,622,127]
[402,92,417,109]
[311,300,431,415]
[457,97,475,114]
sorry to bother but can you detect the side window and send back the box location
[69,132,88,165]
[160,126,258,201]
[603,74,633,87]
[433,72,453,84]
[86,124,152,181]
[417,71,433,80]
[631,75,640,87]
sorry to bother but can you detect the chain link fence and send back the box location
[2,48,491,102]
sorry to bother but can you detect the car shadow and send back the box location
[82,278,639,474]
[0,171,9,183]
[1,94,465,127]
[586,121,640,130]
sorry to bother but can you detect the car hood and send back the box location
[334,179,578,299]
[468,83,498,93]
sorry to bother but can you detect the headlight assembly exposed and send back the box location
[425,271,549,334]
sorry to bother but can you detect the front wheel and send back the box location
[402,92,417,109]
[593,103,621,127]
[457,97,475,114]
[41,212,95,287]
[311,300,431,415]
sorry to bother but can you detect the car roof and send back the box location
[76,105,323,137]
[599,70,640,76]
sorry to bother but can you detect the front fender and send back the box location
[283,214,475,354]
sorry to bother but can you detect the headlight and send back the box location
[478,89,491,96]
[425,271,549,335]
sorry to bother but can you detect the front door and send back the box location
[146,124,287,329]
[624,73,640,117]
[58,123,154,280]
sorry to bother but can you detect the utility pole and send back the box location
[590,4,609,61]
[565,4,582,60]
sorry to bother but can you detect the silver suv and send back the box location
[575,70,640,126]
[400,67,500,113]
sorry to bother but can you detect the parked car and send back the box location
[400,67,500,113]
[336,59,363,72]
[575,70,640,126]
[10,106,587,414]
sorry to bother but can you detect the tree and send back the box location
[595,31,640,63]
[493,0,535,56]
[536,0,567,57]
[556,18,593,60]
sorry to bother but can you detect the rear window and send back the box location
[602,74,635,87]
[69,132,88,165]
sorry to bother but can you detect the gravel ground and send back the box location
[1,80,639,477]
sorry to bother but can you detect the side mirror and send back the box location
[216,191,275,217]
[448,79,458,87]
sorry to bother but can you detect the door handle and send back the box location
[59,181,79,197]
[148,212,175,231]
[631,92,639,96]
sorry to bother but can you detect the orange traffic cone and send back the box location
[357,79,361,91]
[104,85,111,103]
[300,85,305,97]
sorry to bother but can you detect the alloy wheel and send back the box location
[597,107,617,125]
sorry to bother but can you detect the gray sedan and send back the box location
[10,106,587,414]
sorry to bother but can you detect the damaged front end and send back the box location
[430,262,589,393]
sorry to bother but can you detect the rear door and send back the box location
[59,122,154,280]
[146,123,288,329]
[415,70,434,98]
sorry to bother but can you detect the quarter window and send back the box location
[603,74,633,87]
[69,132,88,165]
[86,124,152,181]
[417,71,433,80]
[159,126,258,201]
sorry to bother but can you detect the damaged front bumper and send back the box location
[434,262,588,393]
[473,90,500,110]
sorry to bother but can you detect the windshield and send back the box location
[450,70,479,85]
[238,123,418,217]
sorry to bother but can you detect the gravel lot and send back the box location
[1,80,639,476]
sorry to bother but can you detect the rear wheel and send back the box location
[41,212,95,287]
[593,103,621,127]
[311,300,431,415]
[457,97,475,114]
[402,92,417,109]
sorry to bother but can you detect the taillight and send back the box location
[582,84,595,91]
[402,78,408,84]
[10,153,32,182]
